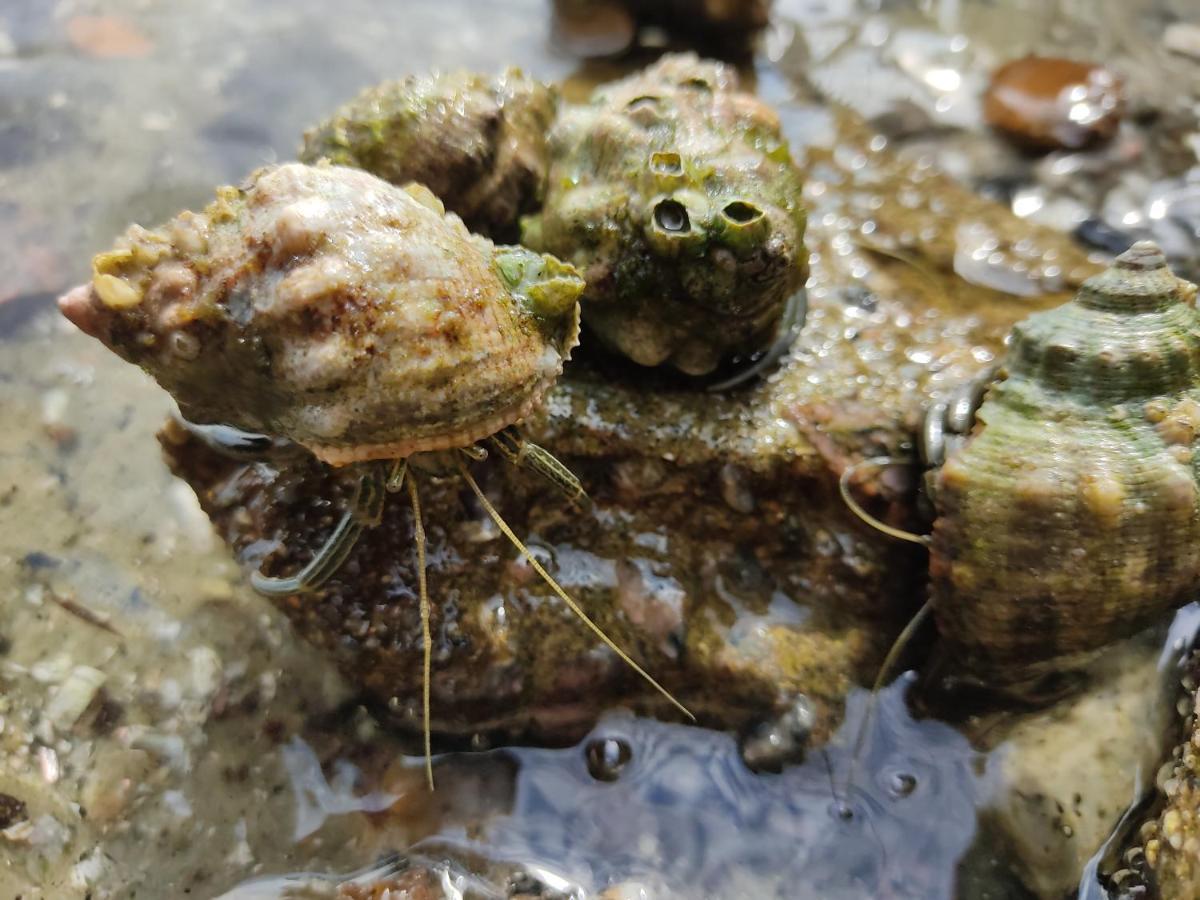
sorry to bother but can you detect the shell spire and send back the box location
[930,241,1200,681]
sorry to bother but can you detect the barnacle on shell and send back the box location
[522,52,809,376]
[58,162,583,466]
[930,242,1200,681]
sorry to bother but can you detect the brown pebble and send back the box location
[0,793,27,829]
[983,56,1123,152]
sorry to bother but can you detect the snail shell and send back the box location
[522,52,809,376]
[930,242,1200,681]
[58,163,584,466]
[299,69,556,240]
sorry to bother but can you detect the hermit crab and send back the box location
[842,242,1200,685]
[301,53,809,387]
[58,162,691,786]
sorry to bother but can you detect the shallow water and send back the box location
[2,1,1199,898]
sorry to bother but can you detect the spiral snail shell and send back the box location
[929,242,1200,681]
[57,162,583,466]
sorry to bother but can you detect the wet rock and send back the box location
[963,625,1177,899]
[983,56,1124,152]
[739,694,815,773]
[162,105,1098,750]
[64,15,153,59]
[552,0,637,59]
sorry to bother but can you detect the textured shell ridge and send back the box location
[930,242,1200,680]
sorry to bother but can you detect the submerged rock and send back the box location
[960,624,1178,899]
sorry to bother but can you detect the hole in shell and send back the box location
[650,151,683,175]
[585,737,632,782]
[653,199,690,234]
[681,76,713,92]
[722,201,765,225]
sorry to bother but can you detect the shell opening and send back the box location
[653,199,690,234]
[722,201,765,225]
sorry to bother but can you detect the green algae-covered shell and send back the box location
[58,163,583,466]
[299,69,556,240]
[522,52,808,376]
[930,243,1200,680]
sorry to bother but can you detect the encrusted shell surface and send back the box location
[522,52,808,376]
[58,163,583,466]
[930,242,1200,680]
[299,69,556,240]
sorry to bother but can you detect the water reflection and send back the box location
[240,678,986,899]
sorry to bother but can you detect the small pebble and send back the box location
[983,56,1123,152]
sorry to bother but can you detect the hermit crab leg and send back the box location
[251,463,388,596]
[486,426,590,508]
[454,456,694,721]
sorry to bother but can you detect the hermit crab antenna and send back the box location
[455,458,694,722]
[404,471,435,792]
